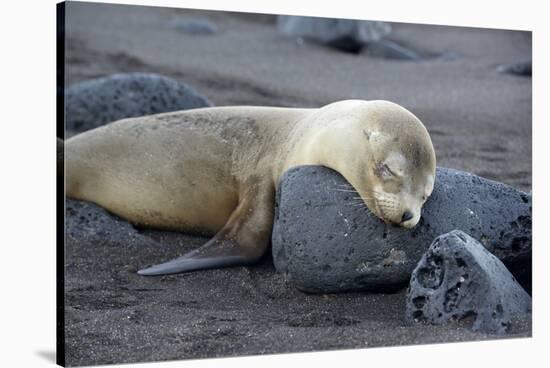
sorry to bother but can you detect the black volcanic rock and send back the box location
[65,199,157,256]
[271,166,532,293]
[405,230,531,334]
[65,73,212,133]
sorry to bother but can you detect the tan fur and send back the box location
[65,100,436,274]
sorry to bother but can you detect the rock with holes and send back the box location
[65,73,212,134]
[406,230,531,334]
[272,166,531,293]
[277,15,391,53]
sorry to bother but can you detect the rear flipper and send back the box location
[138,184,274,276]
[137,239,257,275]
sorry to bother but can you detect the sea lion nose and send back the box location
[401,211,413,223]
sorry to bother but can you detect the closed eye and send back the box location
[383,164,404,178]
[383,164,396,177]
[375,163,394,178]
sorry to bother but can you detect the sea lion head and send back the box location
[340,101,436,228]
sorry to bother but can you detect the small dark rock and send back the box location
[406,230,531,334]
[65,199,154,250]
[497,60,532,77]
[277,15,391,53]
[65,73,212,133]
[272,166,531,293]
[170,18,218,35]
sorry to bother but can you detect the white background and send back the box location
[0,0,547,367]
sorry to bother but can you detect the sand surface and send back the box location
[62,2,532,366]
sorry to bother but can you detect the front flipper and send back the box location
[138,184,275,276]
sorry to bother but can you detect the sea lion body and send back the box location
[66,106,305,234]
[65,100,436,275]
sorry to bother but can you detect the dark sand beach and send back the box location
[62,2,532,366]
